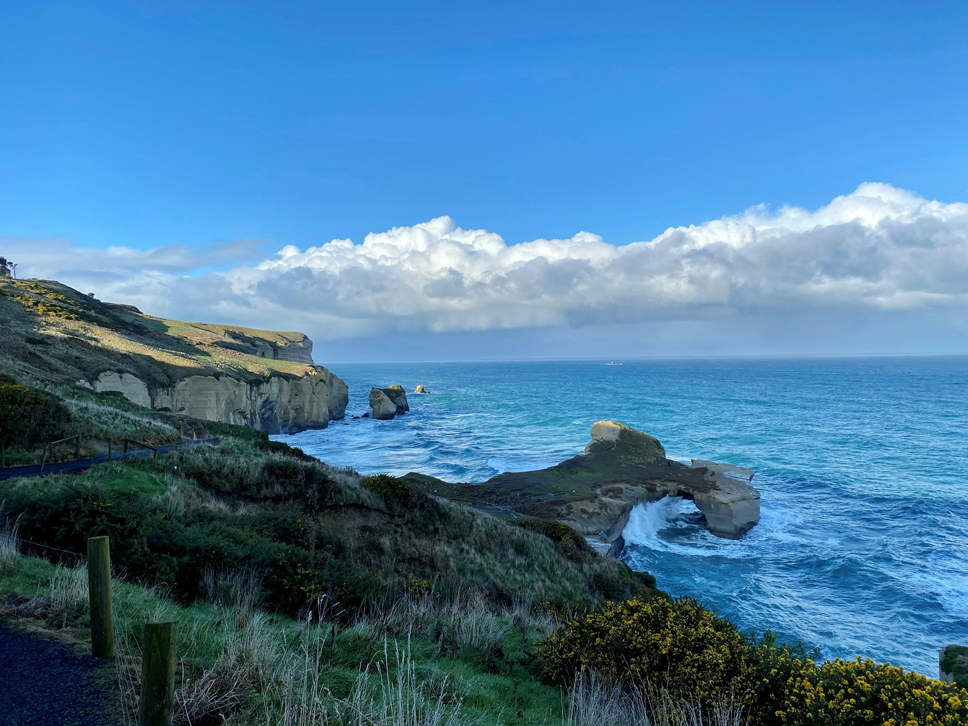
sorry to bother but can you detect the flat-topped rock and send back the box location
[406,421,760,551]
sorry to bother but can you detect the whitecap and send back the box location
[623,498,754,560]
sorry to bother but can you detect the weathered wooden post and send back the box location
[139,621,179,726]
[86,536,115,658]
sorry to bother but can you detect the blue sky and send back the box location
[2,1,967,360]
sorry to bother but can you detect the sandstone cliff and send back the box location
[0,278,347,433]
[404,420,760,553]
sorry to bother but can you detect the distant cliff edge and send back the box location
[0,278,347,433]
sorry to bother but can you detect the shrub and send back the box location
[539,596,752,701]
[514,518,594,562]
[748,648,968,726]
[942,645,968,691]
[362,474,417,507]
[0,382,72,451]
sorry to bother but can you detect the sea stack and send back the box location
[414,385,427,394]
[369,385,410,420]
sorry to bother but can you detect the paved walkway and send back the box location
[0,620,120,726]
[0,438,221,481]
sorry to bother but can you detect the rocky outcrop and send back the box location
[369,385,410,420]
[414,385,427,394]
[90,371,152,408]
[369,388,396,420]
[411,420,760,551]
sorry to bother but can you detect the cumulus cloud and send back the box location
[9,183,968,339]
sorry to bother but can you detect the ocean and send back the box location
[274,356,968,678]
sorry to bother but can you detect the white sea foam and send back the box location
[623,497,752,560]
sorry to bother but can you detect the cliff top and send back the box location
[0,278,319,391]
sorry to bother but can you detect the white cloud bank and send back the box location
[8,183,968,342]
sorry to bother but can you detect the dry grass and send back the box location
[6,564,89,627]
[564,672,747,726]
[360,589,558,661]
[0,510,21,572]
[271,634,469,726]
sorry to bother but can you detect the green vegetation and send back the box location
[0,377,72,457]
[540,598,968,726]
[540,597,751,701]
[942,645,968,691]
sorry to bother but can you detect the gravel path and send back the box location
[0,620,120,726]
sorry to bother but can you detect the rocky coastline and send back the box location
[404,420,761,556]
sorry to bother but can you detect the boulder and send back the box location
[414,385,427,394]
[369,388,397,420]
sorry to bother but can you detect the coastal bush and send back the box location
[0,380,72,451]
[539,596,752,701]
[362,473,417,507]
[748,648,968,726]
[515,518,595,561]
[10,480,371,612]
[941,645,968,691]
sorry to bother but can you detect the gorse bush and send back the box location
[540,599,968,725]
[750,651,967,726]
[539,596,751,701]
[362,474,418,508]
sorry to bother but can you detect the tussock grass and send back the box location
[0,509,21,572]
[564,671,747,726]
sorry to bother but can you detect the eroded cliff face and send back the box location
[86,366,348,433]
[152,367,348,434]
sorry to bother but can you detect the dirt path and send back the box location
[0,620,121,726]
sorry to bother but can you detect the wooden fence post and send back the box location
[87,536,115,658]
[139,621,179,726]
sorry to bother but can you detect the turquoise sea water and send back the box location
[275,357,968,677]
